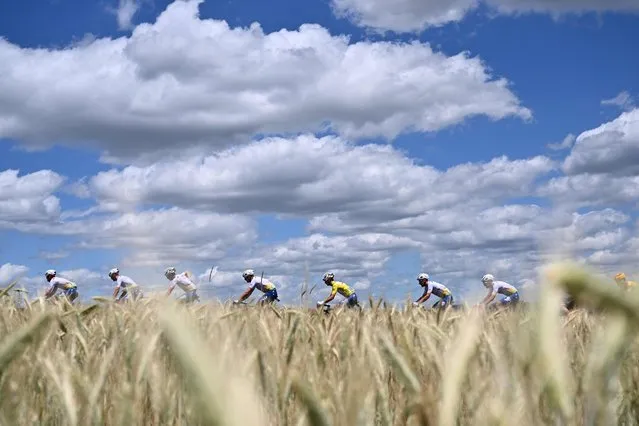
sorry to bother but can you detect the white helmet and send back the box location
[242,269,255,279]
[45,269,56,278]
[323,272,335,282]
[482,274,494,284]
[417,273,429,281]
[164,267,176,279]
[108,268,119,278]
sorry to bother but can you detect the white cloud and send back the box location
[332,0,478,33]
[547,133,576,151]
[602,91,635,111]
[540,173,639,207]
[116,0,140,30]
[562,108,639,176]
[0,169,64,226]
[331,0,639,32]
[0,263,29,284]
[0,0,529,161]
[77,208,257,266]
[89,135,554,218]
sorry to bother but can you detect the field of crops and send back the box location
[1,263,639,426]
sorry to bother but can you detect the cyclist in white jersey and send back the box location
[413,273,454,309]
[480,274,520,306]
[44,269,79,303]
[164,267,200,303]
[109,268,143,302]
[234,269,280,305]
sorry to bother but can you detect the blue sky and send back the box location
[0,0,638,306]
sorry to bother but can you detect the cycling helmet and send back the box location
[481,274,494,284]
[323,272,335,283]
[615,273,626,282]
[45,269,56,278]
[242,269,255,279]
[164,267,176,279]
[108,268,119,279]
[417,273,429,281]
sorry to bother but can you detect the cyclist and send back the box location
[44,269,79,303]
[234,269,280,305]
[109,268,143,302]
[413,273,453,309]
[164,267,200,303]
[317,272,359,308]
[615,273,637,291]
[480,274,519,306]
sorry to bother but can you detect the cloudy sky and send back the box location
[0,0,637,305]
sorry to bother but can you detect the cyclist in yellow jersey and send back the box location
[317,272,359,308]
[615,273,637,291]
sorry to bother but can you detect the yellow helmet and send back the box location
[615,273,626,282]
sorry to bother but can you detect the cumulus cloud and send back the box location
[0,0,529,161]
[331,0,639,32]
[537,109,639,209]
[0,169,64,226]
[89,135,554,218]
[76,208,257,266]
[540,173,639,208]
[0,263,29,284]
[562,108,639,176]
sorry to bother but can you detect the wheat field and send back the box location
[1,262,639,426]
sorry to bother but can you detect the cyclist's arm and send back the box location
[44,284,57,299]
[238,286,255,302]
[415,289,432,304]
[481,289,496,305]
[322,288,337,304]
[166,282,176,296]
[112,285,121,300]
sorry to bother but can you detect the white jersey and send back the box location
[170,272,197,293]
[47,276,76,294]
[427,281,451,298]
[115,275,138,289]
[491,281,518,296]
[248,277,275,293]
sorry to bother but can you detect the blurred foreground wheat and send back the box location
[2,262,639,425]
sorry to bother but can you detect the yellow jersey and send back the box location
[330,281,354,298]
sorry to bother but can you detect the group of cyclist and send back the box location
[39,265,636,310]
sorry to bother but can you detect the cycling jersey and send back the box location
[330,281,354,298]
[47,277,77,294]
[169,272,197,293]
[115,275,138,290]
[427,281,451,298]
[491,281,518,296]
[248,277,276,292]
